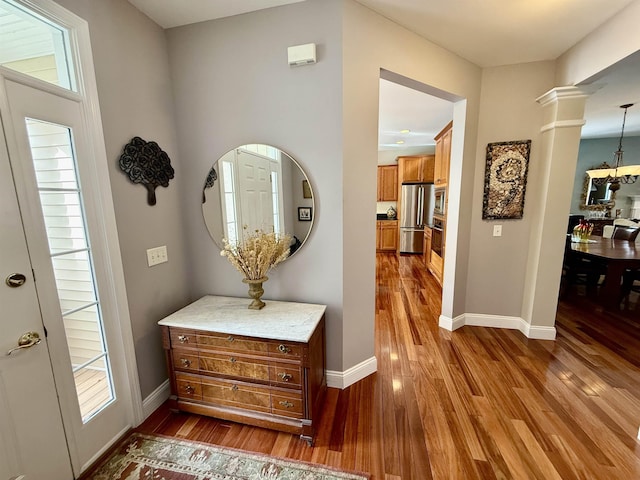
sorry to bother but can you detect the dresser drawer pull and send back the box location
[184,384,195,394]
[231,384,238,392]
[180,358,191,367]
[278,400,294,408]
[278,344,291,354]
[278,373,293,382]
[227,335,235,342]
[177,335,189,343]
[230,357,237,363]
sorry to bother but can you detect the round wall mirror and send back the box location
[202,144,314,258]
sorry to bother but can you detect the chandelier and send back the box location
[586,103,640,192]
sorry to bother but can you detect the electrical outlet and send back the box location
[147,245,168,266]
[493,225,502,237]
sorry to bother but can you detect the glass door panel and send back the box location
[25,117,114,422]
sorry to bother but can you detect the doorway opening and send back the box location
[376,71,454,306]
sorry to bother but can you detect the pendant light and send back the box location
[586,103,640,193]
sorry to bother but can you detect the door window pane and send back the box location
[0,0,76,90]
[26,118,113,423]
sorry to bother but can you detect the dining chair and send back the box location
[602,219,639,238]
[622,269,640,308]
[612,226,640,242]
[560,236,606,297]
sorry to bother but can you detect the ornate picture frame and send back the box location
[482,140,531,220]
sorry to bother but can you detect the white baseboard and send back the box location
[439,313,556,340]
[142,379,171,420]
[326,356,377,389]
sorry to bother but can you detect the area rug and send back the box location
[86,432,369,480]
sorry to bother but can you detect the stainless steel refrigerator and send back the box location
[399,183,434,253]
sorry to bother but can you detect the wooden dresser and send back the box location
[158,295,327,445]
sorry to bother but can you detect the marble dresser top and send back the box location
[158,295,327,343]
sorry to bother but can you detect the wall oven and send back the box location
[434,188,446,216]
[431,217,444,257]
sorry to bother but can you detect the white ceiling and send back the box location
[126,0,640,144]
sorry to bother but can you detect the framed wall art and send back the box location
[482,140,531,220]
[302,179,312,199]
[298,207,312,221]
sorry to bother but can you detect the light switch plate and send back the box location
[493,225,502,237]
[147,245,168,266]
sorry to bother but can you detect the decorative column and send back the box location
[521,86,589,336]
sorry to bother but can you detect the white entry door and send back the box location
[0,117,73,480]
[1,78,136,478]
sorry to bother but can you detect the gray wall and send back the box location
[165,1,346,370]
[53,0,192,398]
[570,136,640,217]
[466,62,556,316]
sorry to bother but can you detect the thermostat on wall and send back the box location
[288,43,316,66]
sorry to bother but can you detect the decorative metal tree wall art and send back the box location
[202,166,217,204]
[119,136,174,205]
[482,140,531,220]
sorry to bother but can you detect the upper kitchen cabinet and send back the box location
[434,121,452,187]
[377,165,398,201]
[398,155,434,184]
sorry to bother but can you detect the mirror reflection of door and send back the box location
[237,149,276,234]
[216,146,284,244]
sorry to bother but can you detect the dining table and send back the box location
[570,235,640,310]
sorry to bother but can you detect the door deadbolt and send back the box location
[5,273,27,288]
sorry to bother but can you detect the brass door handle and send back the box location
[278,344,291,354]
[278,373,293,382]
[180,358,191,367]
[6,332,41,356]
[5,273,27,288]
[184,384,195,394]
[177,335,189,343]
[278,400,294,408]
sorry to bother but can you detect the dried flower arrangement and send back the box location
[220,229,292,281]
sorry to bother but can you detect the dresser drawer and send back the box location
[199,352,269,382]
[269,363,302,387]
[175,372,202,401]
[201,377,271,414]
[171,350,199,372]
[196,332,269,355]
[272,390,304,418]
[268,342,303,359]
[170,328,197,348]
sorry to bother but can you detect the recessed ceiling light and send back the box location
[400,129,411,134]
[396,140,405,144]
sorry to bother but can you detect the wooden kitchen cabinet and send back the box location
[377,165,398,201]
[376,220,398,252]
[434,121,452,187]
[159,295,327,446]
[398,155,434,184]
[423,226,432,268]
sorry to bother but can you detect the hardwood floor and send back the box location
[138,253,640,479]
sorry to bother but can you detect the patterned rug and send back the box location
[86,432,370,480]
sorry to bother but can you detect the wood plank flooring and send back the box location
[138,253,640,479]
